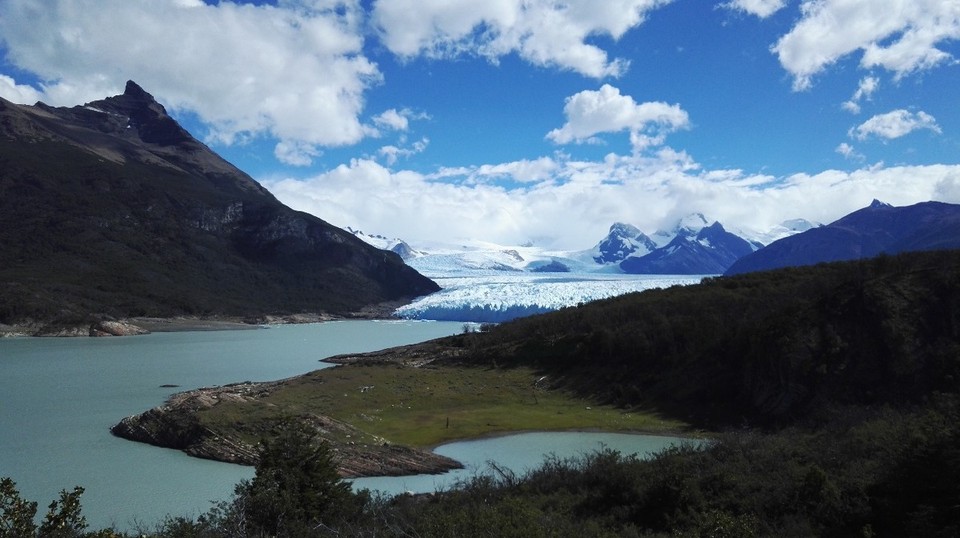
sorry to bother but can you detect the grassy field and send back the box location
[195,362,690,448]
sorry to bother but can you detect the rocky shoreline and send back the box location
[0,302,409,338]
[110,380,463,478]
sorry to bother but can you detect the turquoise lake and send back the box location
[0,321,690,531]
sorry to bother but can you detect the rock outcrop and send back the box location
[111,381,463,478]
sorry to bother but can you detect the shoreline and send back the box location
[423,427,707,452]
[0,301,412,338]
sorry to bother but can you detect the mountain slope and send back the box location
[592,222,658,264]
[449,248,960,426]
[0,82,438,328]
[726,200,960,275]
[620,221,754,274]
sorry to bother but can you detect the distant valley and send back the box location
[349,200,960,322]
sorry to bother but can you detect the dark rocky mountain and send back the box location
[620,222,755,274]
[725,200,960,275]
[531,260,571,273]
[0,81,439,330]
[592,222,658,264]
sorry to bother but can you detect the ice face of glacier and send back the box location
[394,273,704,323]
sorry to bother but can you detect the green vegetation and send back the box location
[9,249,960,535]
[195,363,686,449]
[456,249,960,428]
[1,478,118,538]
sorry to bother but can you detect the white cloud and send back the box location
[378,137,429,165]
[772,0,960,90]
[434,156,561,184]
[262,147,960,250]
[372,0,673,78]
[934,170,960,201]
[0,74,43,104]
[546,85,689,151]
[373,109,410,132]
[849,109,942,141]
[723,0,787,19]
[841,76,879,114]
[0,0,378,148]
[835,142,865,161]
[275,140,322,167]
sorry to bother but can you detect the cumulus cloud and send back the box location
[275,140,322,167]
[372,0,673,78]
[0,74,43,104]
[835,142,865,162]
[378,137,429,165]
[772,0,960,90]
[849,109,942,141]
[723,0,787,19]
[263,147,960,250]
[546,85,689,150]
[434,156,561,185]
[373,109,410,132]
[0,0,378,148]
[841,76,879,114]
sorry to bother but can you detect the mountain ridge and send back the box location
[620,221,755,274]
[0,81,439,332]
[726,200,960,275]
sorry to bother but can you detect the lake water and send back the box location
[0,321,690,531]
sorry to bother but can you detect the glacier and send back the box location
[349,231,708,323]
[395,272,705,323]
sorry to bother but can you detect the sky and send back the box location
[1,0,959,250]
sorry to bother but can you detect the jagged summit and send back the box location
[869,199,893,209]
[81,79,192,146]
[652,213,710,246]
[124,79,149,98]
[621,221,753,274]
[593,222,657,264]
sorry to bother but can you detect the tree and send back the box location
[238,420,365,537]
[1,477,38,538]
[38,487,87,538]
[1,479,102,538]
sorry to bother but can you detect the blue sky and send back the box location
[1,0,959,249]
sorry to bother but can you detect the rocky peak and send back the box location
[608,222,643,237]
[593,222,657,264]
[82,80,191,146]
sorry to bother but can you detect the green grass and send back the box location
[196,363,689,448]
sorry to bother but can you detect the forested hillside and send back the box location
[458,249,960,428]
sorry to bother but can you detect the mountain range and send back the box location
[726,200,960,275]
[0,81,438,331]
[620,221,756,274]
[584,214,761,274]
[351,214,806,277]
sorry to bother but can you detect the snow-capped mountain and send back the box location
[401,240,609,275]
[592,222,658,264]
[621,221,755,274]
[651,213,710,247]
[736,218,819,247]
[343,211,820,323]
[348,228,420,260]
